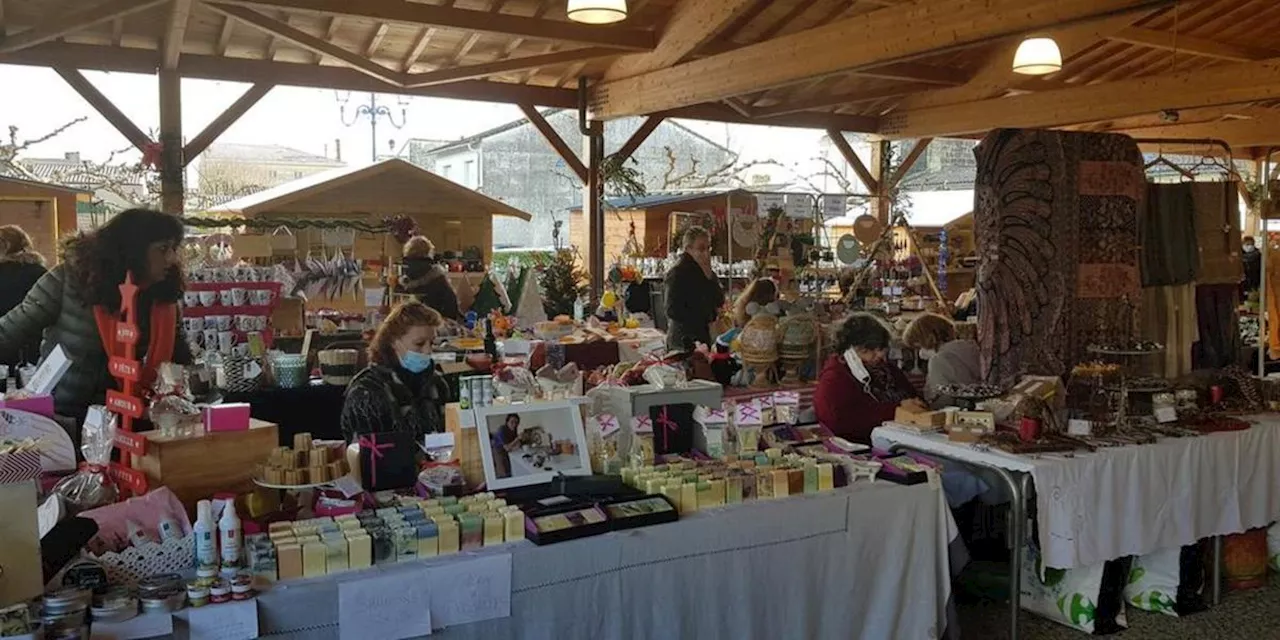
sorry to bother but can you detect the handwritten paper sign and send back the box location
[427,554,511,628]
[784,195,812,219]
[187,598,258,640]
[822,194,846,219]
[339,571,434,639]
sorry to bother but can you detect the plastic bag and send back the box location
[52,406,119,513]
[149,363,200,439]
[1020,544,1128,633]
[642,363,685,389]
[1268,522,1280,573]
[1124,548,1180,616]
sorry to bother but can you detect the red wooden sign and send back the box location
[115,322,139,345]
[105,390,144,419]
[113,430,147,457]
[108,357,141,382]
[109,463,148,494]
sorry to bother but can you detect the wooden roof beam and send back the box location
[754,82,937,119]
[889,137,932,189]
[589,0,1170,118]
[827,130,878,194]
[853,62,968,86]
[54,66,152,152]
[605,0,758,81]
[218,0,656,51]
[403,47,619,88]
[364,22,389,59]
[1120,116,1280,149]
[205,3,405,86]
[161,0,193,69]
[183,83,272,163]
[1108,26,1278,62]
[612,116,664,163]
[0,0,167,54]
[519,104,587,182]
[880,58,1280,138]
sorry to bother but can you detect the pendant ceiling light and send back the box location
[567,0,628,24]
[1012,36,1062,75]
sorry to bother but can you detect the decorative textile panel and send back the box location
[974,129,1144,387]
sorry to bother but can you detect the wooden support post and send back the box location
[613,115,663,163]
[826,130,878,194]
[159,68,184,214]
[584,119,605,299]
[519,103,587,183]
[870,140,890,224]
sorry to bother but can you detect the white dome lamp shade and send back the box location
[567,0,628,24]
[1012,36,1062,75]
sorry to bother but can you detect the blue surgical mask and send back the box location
[399,350,434,374]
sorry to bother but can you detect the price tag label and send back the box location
[108,356,141,382]
[1154,406,1178,424]
[114,430,147,456]
[106,390,144,419]
[115,322,139,345]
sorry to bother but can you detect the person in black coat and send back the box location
[399,235,462,321]
[664,226,725,351]
[0,225,48,367]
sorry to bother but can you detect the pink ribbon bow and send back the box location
[357,433,395,488]
[656,407,680,451]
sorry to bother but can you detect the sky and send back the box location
[0,63,837,184]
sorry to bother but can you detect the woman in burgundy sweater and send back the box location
[814,313,925,444]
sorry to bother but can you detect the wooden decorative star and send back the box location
[118,272,139,317]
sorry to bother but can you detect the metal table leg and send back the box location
[889,445,1024,640]
[1211,535,1223,605]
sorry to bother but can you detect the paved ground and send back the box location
[957,575,1280,639]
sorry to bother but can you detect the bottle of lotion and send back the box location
[219,501,243,569]
[194,500,218,568]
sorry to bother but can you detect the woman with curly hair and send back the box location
[0,225,48,368]
[813,313,924,444]
[0,209,191,428]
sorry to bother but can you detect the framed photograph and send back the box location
[475,400,593,490]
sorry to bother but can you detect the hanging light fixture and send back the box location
[1012,36,1062,75]
[567,0,628,24]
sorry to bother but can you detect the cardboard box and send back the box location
[203,403,251,432]
[893,406,948,430]
[130,419,277,515]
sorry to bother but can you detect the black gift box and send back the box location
[648,403,696,456]
[355,430,418,491]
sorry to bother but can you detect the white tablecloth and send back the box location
[250,482,956,640]
[872,416,1280,570]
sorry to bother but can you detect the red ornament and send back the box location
[141,142,163,169]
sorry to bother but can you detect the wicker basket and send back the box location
[318,348,360,386]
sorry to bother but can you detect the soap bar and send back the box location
[756,472,774,500]
[268,521,294,535]
[302,541,327,577]
[424,506,446,518]
[347,534,372,569]
[787,468,805,495]
[661,483,682,512]
[772,469,791,497]
[276,543,302,581]
[502,508,524,542]
[818,463,834,490]
[416,524,439,557]
[695,481,714,509]
[483,514,505,546]
[458,514,483,551]
[437,521,460,555]
[395,526,417,562]
[680,483,699,514]
[725,476,743,504]
[325,537,348,573]
[804,464,818,493]
[709,479,726,506]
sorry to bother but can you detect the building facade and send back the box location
[406,110,736,248]
[197,143,344,207]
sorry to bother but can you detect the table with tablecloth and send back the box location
[249,481,956,640]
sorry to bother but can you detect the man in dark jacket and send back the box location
[664,226,724,351]
[0,225,47,367]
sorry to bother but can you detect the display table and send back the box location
[872,415,1280,639]
[252,482,955,640]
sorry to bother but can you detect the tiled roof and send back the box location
[16,156,143,186]
[203,143,343,166]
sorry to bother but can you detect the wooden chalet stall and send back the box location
[568,189,756,269]
[0,175,86,261]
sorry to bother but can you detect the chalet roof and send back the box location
[16,156,143,186]
[570,189,754,212]
[207,158,531,220]
[0,173,89,194]
[204,143,343,166]
[422,109,733,157]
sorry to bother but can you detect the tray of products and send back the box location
[1086,341,1164,356]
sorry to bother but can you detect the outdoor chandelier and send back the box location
[1012,36,1062,75]
[567,0,628,24]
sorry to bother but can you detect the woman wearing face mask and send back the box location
[902,313,982,409]
[341,300,449,442]
[0,209,190,435]
[813,313,924,444]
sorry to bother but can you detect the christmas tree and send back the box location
[539,249,589,318]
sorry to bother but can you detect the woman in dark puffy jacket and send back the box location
[0,225,48,368]
[0,209,191,430]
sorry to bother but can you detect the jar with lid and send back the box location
[43,588,90,639]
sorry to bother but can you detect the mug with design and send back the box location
[234,266,253,282]
[203,329,219,350]
[231,287,248,307]
[210,315,232,331]
[213,267,232,283]
[184,317,205,334]
[183,291,200,307]
[218,331,234,354]
[232,344,250,357]
[252,315,268,331]
[250,289,272,306]
[198,290,217,307]
[220,289,236,306]
[235,315,254,332]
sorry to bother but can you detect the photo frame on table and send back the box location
[475,400,592,491]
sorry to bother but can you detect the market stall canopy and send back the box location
[205,158,532,221]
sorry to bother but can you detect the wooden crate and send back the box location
[444,403,485,490]
[129,419,278,515]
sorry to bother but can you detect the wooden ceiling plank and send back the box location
[204,3,404,85]
[894,7,1164,112]
[161,0,193,69]
[605,0,759,81]
[1121,116,1280,148]
[888,137,932,189]
[404,47,619,88]
[0,0,167,54]
[590,0,1171,119]
[756,82,937,118]
[613,115,664,161]
[365,22,389,58]
[183,83,273,163]
[218,0,656,51]
[721,97,754,117]
[826,129,878,193]
[661,103,879,132]
[402,27,437,72]
[854,62,968,86]
[1109,26,1276,62]
[880,57,1280,138]
[54,66,152,151]
[519,103,587,182]
[111,17,124,46]
[216,15,234,56]
[755,0,821,42]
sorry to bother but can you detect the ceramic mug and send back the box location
[253,316,268,331]
[231,288,248,307]
[218,331,234,354]
[250,289,272,306]
[234,266,252,283]
[183,291,200,307]
[198,291,217,307]
[184,317,205,333]
[219,289,236,306]
[235,315,253,332]
[232,344,249,357]
[203,329,219,350]
[210,315,232,331]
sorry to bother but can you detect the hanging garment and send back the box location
[1140,184,1199,287]
[1196,283,1241,368]
[454,275,477,315]
[1191,182,1243,285]
[470,274,504,316]
[974,129,1144,387]
[1140,285,1198,377]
